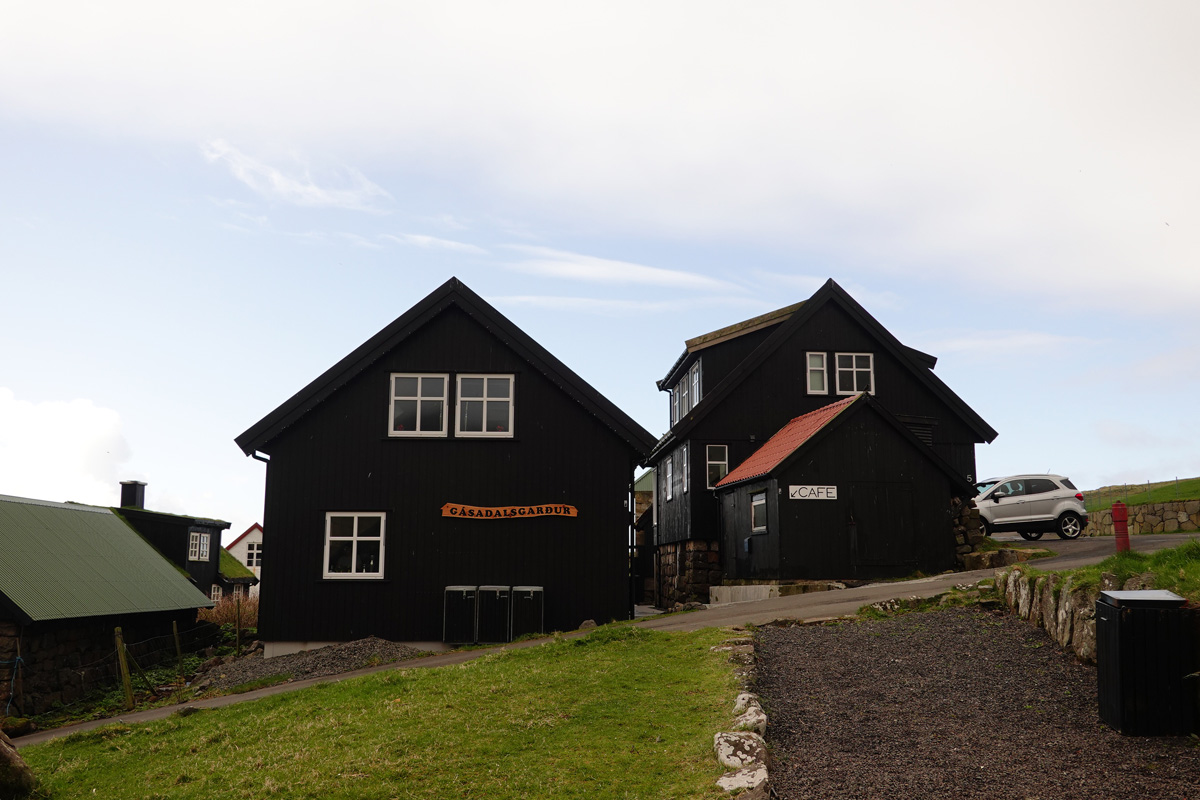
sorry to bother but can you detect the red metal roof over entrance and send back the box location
[715,395,862,488]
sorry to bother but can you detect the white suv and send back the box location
[975,474,1089,540]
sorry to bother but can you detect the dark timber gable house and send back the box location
[648,279,996,606]
[237,278,655,656]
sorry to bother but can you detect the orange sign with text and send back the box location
[441,503,578,520]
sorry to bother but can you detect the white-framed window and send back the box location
[456,374,514,437]
[188,531,210,562]
[682,444,689,494]
[211,584,223,601]
[233,584,245,598]
[389,373,448,436]
[690,362,701,407]
[323,512,386,579]
[665,457,674,501]
[835,352,875,395]
[246,541,262,568]
[706,444,729,488]
[751,492,767,532]
[806,352,828,394]
[671,387,679,427]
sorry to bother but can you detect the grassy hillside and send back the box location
[1085,477,1200,512]
[21,626,737,800]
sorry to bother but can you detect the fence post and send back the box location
[236,596,242,658]
[114,627,134,710]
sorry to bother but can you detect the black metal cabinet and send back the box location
[443,585,477,644]
[477,585,512,644]
[511,586,544,639]
[1096,590,1198,736]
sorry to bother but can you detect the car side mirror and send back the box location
[992,494,1003,502]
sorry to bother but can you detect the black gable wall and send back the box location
[256,304,636,643]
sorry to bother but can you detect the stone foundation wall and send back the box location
[951,497,987,569]
[656,539,722,608]
[0,614,202,717]
[1086,500,1200,536]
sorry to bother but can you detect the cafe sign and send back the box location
[441,503,579,519]
[788,485,837,500]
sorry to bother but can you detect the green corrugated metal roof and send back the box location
[0,494,214,624]
[633,469,655,493]
[218,547,255,580]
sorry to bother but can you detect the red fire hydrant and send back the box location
[1112,501,1130,552]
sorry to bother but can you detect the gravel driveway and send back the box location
[757,608,1200,800]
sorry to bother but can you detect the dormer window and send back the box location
[671,360,702,426]
[390,374,448,436]
[456,375,514,437]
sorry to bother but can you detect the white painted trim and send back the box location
[388,372,449,437]
[322,511,387,579]
[454,374,515,438]
[834,352,875,395]
[805,351,828,395]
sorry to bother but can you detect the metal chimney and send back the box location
[119,480,146,509]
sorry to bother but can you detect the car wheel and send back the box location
[980,519,990,537]
[1018,530,1043,541]
[1056,513,1083,540]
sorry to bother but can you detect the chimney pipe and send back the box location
[119,480,146,509]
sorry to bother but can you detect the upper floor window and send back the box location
[324,512,386,579]
[456,375,514,437]
[188,531,210,561]
[679,372,689,415]
[690,362,701,406]
[665,457,674,501]
[706,444,728,488]
[682,444,689,494]
[389,373,448,437]
[806,352,827,394]
[246,541,262,568]
[835,353,874,395]
[671,360,702,426]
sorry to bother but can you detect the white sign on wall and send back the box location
[789,485,838,500]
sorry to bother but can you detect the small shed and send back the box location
[0,494,213,716]
[715,395,974,581]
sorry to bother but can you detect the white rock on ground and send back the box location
[716,764,769,798]
[713,731,769,769]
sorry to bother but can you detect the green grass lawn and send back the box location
[1018,539,1200,602]
[1085,476,1200,512]
[21,626,737,800]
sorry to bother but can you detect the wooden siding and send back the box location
[256,306,637,643]
[721,408,959,580]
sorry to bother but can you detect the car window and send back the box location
[1060,478,1077,490]
[975,481,997,496]
[1025,478,1057,495]
[994,480,1025,498]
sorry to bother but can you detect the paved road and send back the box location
[639,532,1200,632]
[16,532,1196,748]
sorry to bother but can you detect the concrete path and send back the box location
[16,531,1197,748]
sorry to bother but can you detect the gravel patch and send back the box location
[200,637,425,692]
[757,607,1200,800]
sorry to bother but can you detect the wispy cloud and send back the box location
[754,271,903,311]
[201,140,392,212]
[505,246,739,292]
[380,233,488,255]
[914,329,1095,354]
[492,295,764,316]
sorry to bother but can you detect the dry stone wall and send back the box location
[656,539,722,608]
[1086,500,1200,536]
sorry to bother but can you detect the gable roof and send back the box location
[652,279,996,460]
[236,277,657,458]
[716,396,860,487]
[219,547,257,583]
[715,395,975,494]
[226,522,263,550]
[0,494,214,625]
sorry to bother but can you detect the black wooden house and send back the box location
[648,279,996,604]
[236,278,655,656]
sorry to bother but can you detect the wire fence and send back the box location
[2,621,231,720]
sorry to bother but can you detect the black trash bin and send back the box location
[511,585,544,639]
[444,585,478,644]
[477,585,512,644]
[1096,590,1198,736]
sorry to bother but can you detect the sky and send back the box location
[2,2,1198,543]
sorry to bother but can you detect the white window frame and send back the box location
[682,444,689,494]
[751,492,767,533]
[455,374,515,438]
[211,584,223,601]
[188,531,210,562]
[665,457,674,501]
[835,352,875,395]
[233,584,245,598]
[323,512,387,580]
[690,362,701,407]
[246,541,262,568]
[806,352,828,395]
[389,372,449,437]
[706,444,729,488]
[678,374,689,416]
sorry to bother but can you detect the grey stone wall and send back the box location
[656,539,722,608]
[1086,500,1200,536]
